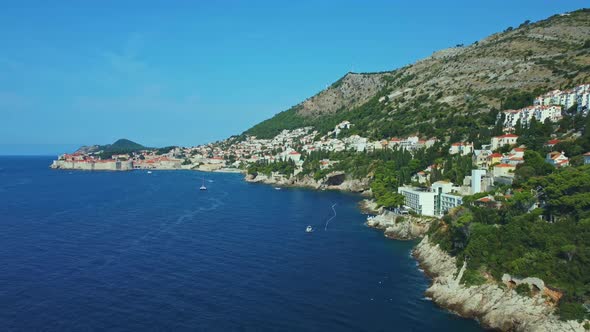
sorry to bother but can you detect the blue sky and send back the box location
[0,0,587,155]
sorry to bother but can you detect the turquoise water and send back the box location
[0,156,481,331]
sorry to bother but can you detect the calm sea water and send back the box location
[0,156,481,331]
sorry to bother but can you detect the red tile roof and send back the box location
[496,134,519,138]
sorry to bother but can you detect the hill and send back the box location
[74,138,146,158]
[106,138,145,151]
[245,9,590,140]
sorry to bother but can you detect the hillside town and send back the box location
[51,84,590,222]
[42,9,590,330]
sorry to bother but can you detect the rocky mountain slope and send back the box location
[246,9,590,139]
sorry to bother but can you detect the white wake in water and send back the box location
[324,203,337,231]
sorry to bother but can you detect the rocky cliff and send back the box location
[244,172,370,193]
[366,210,433,240]
[413,236,587,332]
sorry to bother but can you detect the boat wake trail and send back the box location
[324,203,337,231]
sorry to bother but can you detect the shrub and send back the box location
[461,268,487,286]
[515,283,531,296]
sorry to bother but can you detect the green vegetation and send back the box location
[95,138,146,159]
[500,88,546,110]
[155,146,176,155]
[461,267,487,286]
[245,106,306,139]
[108,138,144,151]
[237,11,590,322]
[371,161,405,209]
[430,165,590,321]
[247,160,296,177]
[515,284,532,297]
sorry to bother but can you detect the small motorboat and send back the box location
[200,176,207,191]
[306,225,313,233]
[274,187,281,190]
[147,171,152,174]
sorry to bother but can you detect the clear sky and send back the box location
[0,0,587,155]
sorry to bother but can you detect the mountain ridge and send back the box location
[245,9,590,140]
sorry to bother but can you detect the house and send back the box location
[488,153,503,166]
[473,150,492,168]
[493,163,516,178]
[491,134,518,150]
[500,148,525,166]
[545,139,560,148]
[545,151,569,168]
[415,171,428,184]
[287,151,301,162]
[449,142,474,156]
[584,152,590,165]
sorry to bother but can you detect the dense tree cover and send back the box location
[430,165,590,321]
[500,88,546,110]
[514,150,555,184]
[370,161,405,208]
[299,144,448,184]
[246,160,296,177]
[95,139,147,159]
[442,154,473,185]
[245,106,306,139]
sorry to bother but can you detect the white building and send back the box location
[545,151,569,168]
[578,92,590,113]
[493,163,516,178]
[399,181,465,217]
[491,134,518,151]
[449,142,474,156]
[432,181,464,216]
[501,106,561,130]
[439,193,463,215]
[471,169,487,194]
[397,187,437,217]
[534,84,590,113]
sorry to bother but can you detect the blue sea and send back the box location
[0,156,481,331]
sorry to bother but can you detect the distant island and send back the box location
[51,9,590,331]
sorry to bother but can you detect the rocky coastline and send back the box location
[359,199,587,331]
[413,236,586,332]
[248,174,587,331]
[365,210,433,240]
[244,172,371,194]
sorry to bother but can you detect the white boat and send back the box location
[306,225,313,233]
[274,187,281,190]
[200,176,207,191]
[147,171,152,174]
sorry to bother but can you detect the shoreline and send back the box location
[45,166,588,331]
[361,203,588,331]
[412,237,587,332]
